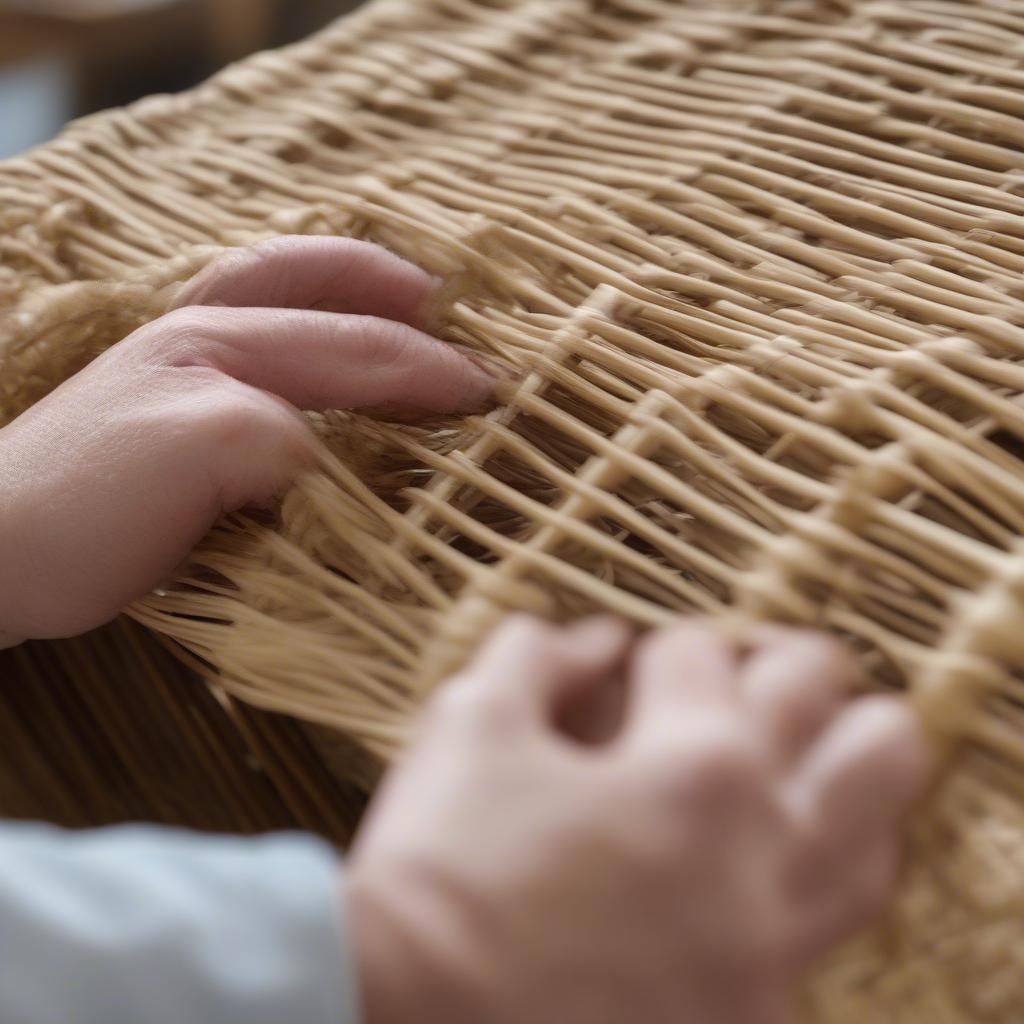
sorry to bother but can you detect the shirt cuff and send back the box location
[0,824,361,1024]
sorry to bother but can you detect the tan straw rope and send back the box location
[4,0,1024,1017]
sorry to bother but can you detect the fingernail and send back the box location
[446,344,516,413]
[448,343,517,381]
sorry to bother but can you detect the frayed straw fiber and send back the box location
[4,0,1024,1018]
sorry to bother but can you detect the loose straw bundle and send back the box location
[4,0,1024,1017]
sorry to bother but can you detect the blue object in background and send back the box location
[0,56,73,158]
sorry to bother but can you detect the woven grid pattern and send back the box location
[5,0,1024,1018]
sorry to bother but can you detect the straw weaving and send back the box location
[4,0,1024,1018]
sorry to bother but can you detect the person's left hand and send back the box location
[0,236,496,648]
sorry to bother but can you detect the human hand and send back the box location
[348,617,929,1024]
[0,236,496,647]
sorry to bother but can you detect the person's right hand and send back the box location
[348,617,929,1024]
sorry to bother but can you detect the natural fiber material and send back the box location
[0,619,367,840]
[4,0,1024,1018]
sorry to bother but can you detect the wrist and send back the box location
[347,866,488,1024]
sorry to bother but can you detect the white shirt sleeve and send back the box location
[0,822,361,1024]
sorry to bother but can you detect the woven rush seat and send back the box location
[4,0,1024,1018]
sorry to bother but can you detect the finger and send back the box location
[792,840,901,963]
[147,305,496,414]
[740,627,859,766]
[462,615,634,723]
[174,236,437,326]
[786,696,930,847]
[625,621,740,738]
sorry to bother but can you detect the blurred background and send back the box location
[0,0,368,158]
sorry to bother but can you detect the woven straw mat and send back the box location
[4,0,1024,1020]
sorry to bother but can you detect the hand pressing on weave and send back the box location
[349,617,929,1024]
[0,235,495,648]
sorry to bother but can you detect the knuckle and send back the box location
[195,382,302,449]
[363,319,421,371]
[474,690,521,735]
[427,678,505,735]
[689,739,761,797]
[632,625,676,669]
[500,612,554,641]
[858,694,918,734]
[247,234,318,261]
[806,633,860,679]
[792,628,848,659]
[482,614,556,656]
[637,617,725,657]
[642,720,762,805]
[162,304,214,334]
[846,697,928,777]
[211,239,296,285]
[770,627,859,678]
[422,681,467,728]
[146,305,221,365]
[234,237,285,263]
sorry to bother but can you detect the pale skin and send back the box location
[0,237,929,1024]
